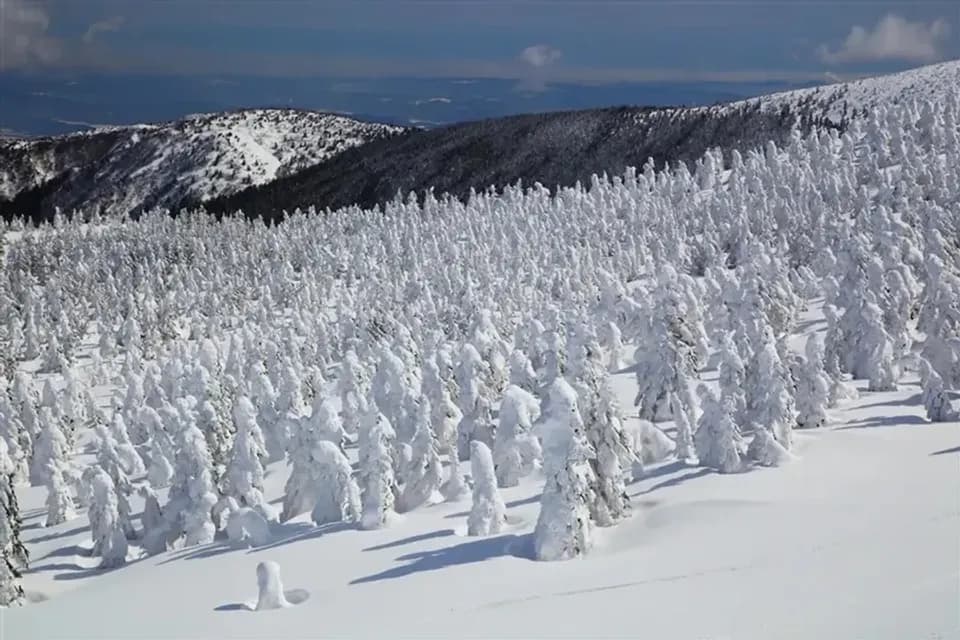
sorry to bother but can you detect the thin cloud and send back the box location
[818,14,951,65]
[83,16,125,44]
[520,44,562,68]
[0,0,61,69]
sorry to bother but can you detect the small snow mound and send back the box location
[253,561,309,611]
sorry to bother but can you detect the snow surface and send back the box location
[6,305,958,639]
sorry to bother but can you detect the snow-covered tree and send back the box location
[633,275,700,422]
[309,441,361,526]
[669,391,696,462]
[357,407,398,530]
[224,396,268,514]
[718,332,747,424]
[533,379,595,561]
[338,349,369,437]
[399,397,443,512]
[793,335,831,429]
[282,397,358,523]
[493,385,542,488]
[746,331,796,452]
[861,299,899,392]
[33,408,75,526]
[83,466,128,568]
[572,340,633,525]
[0,438,28,605]
[694,385,744,473]
[918,358,958,423]
[467,441,506,536]
[166,403,218,547]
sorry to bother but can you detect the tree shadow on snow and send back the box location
[630,460,688,485]
[248,521,357,554]
[35,544,87,561]
[363,528,455,552]
[856,392,923,410]
[930,445,960,456]
[836,414,929,430]
[24,523,90,544]
[30,561,87,573]
[444,493,540,519]
[351,533,533,585]
[631,467,714,497]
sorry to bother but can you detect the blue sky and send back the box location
[4,0,957,81]
[1,1,957,134]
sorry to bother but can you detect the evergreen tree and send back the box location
[0,439,28,606]
[357,407,398,530]
[694,385,744,473]
[83,466,128,568]
[533,379,596,561]
[467,441,506,536]
[493,385,542,488]
[399,397,443,512]
[224,396,268,514]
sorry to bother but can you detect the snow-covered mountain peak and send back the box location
[0,108,403,213]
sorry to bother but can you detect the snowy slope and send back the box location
[7,326,959,639]
[0,109,403,215]
[743,59,960,122]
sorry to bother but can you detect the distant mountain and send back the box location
[0,109,403,220]
[2,61,955,223]
[205,60,958,222]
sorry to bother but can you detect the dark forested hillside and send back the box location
[206,101,828,221]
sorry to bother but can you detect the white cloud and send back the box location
[0,0,61,69]
[520,44,562,68]
[818,14,951,64]
[83,16,125,44]
[413,97,452,105]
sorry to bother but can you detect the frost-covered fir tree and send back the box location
[493,385,542,488]
[357,407,398,530]
[166,403,218,547]
[455,343,494,459]
[633,279,700,422]
[793,335,831,429]
[224,396,268,514]
[507,349,538,392]
[533,379,596,561]
[694,385,744,473]
[138,485,169,556]
[108,413,146,478]
[422,355,461,456]
[861,299,899,392]
[94,424,137,539]
[457,395,495,461]
[399,397,443,512]
[918,358,958,423]
[282,397,357,523]
[0,438,28,605]
[572,339,633,525]
[83,466,128,568]
[33,408,75,526]
[718,332,747,424]
[746,330,796,451]
[309,441,362,526]
[139,406,175,488]
[0,398,29,485]
[338,349,369,437]
[669,391,696,462]
[467,441,506,536]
